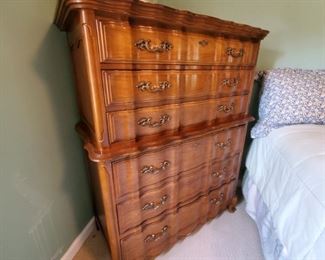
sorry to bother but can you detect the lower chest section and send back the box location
[90,125,247,259]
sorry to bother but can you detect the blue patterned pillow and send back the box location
[251,68,325,138]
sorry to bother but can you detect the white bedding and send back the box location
[243,124,325,260]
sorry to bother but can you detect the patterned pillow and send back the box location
[251,68,325,138]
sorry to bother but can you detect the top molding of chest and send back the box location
[54,0,269,41]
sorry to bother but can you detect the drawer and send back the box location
[207,181,236,219]
[112,135,211,199]
[217,37,259,66]
[214,69,254,98]
[209,154,240,188]
[107,104,180,143]
[97,20,259,65]
[106,96,248,143]
[117,167,210,234]
[102,69,254,110]
[209,96,248,123]
[120,181,236,260]
[213,125,246,160]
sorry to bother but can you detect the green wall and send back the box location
[0,0,93,259]
[159,0,325,69]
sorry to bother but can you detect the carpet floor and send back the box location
[74,202,264,260]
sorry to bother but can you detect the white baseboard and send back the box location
[61,217,96,260]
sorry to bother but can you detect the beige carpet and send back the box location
[74,202,264,260]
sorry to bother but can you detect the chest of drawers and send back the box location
[55,1,268,259]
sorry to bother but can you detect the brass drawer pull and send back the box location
[226,47,244,58]
[141,160,171,175]
[199,39,209,46]
[144,225,169,243]
[212,167,227,178]
[215,138,232,149]
[217,103,234,113]
[210,193,224,205]
[142,195,168,211]
[135,39,173,53]
[222,78,240,88]
[137,114,171,128]
[136,81,171,93]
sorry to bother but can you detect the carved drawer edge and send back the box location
[114,164,209,204]
[114,152,242,204]
[76,117,253,162]
[116,174,237,235]
[120,180,236,240]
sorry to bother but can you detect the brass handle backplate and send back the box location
[135,39,173,53]
[215,138,232,149]
[222,78,240,88]
[142,195,168,211]
[210,193,224,205]
[199,39,209,46]
[137,114,171,128]
[217,103,235,113]
[226,47,244,58]
[136,81,171,93]
[140,160,171,175]
[144,225,169,243]
[212,167,228,178]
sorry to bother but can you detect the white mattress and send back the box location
[243,124,325,260]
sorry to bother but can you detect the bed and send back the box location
[242,69,325,260]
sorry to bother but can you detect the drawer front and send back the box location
[112,136,211,199]
[112,126,243,200]
[98,22,183,63]
[209,154,240,188]
[102,69,254,110]
[207,181,237,219]
[107,104,180,143]
[180,136,211,171]
[107,97,248,143]
[217,38,259,66]
[120,181,236,260]
[213,125,246,160]
[97,20,259,65]
[117,167,210,234]
[208,96,248,124]
[214,69,254,98]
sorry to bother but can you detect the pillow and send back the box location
[251,68,325,138]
